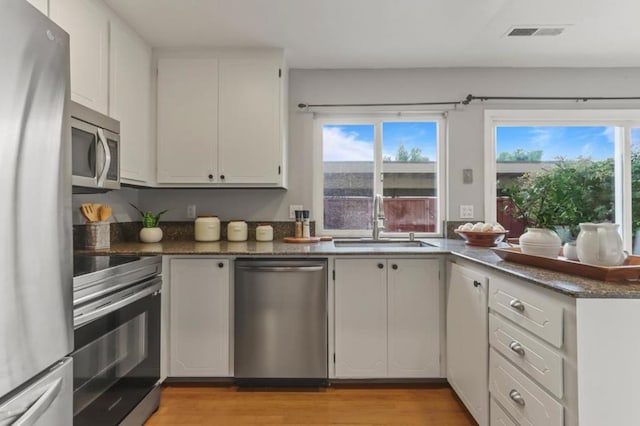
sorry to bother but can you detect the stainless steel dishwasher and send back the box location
[234,258,328,386]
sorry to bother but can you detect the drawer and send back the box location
[489,275,564,348]
[490,349,563,426]
[490,313,564,398]
[491,398,519,426]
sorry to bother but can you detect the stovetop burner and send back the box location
[73,255,142,277]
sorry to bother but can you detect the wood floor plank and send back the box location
[145,384,477,425]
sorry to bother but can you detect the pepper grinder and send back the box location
[302,210,311,239]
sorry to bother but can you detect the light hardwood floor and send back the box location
[145,384,477,425]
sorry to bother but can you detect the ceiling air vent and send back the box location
[506,26,567,37]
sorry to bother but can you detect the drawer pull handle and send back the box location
[509,389,526,406]
[509,341,525,356]
[509,299,525,312]
[473,280,481,288]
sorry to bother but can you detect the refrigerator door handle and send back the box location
[0,377,62,426]
[96,128,111,187]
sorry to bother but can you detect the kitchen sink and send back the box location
[333,239,437,248]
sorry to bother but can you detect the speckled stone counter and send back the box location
[77,239,640,299]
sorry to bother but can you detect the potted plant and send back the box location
[130,204,169,243]
[501,165,571,258]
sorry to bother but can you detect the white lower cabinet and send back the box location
[446,262,489,426]
[168,257,231,377]
[334,258,441,378]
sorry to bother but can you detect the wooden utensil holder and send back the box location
[85,221,110,250]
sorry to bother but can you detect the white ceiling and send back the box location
[104,0,640,68]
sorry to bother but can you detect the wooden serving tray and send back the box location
[491,247,640,282]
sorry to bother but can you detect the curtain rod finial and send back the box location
[298,103,308,109]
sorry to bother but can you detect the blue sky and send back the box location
[322,124,640,162]
[323,122,437,161]
[496,126,615,161]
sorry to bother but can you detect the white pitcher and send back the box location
[576,223,626,266]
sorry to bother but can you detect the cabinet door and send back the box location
[157,57,218,183]
[218,57,282,184]
[334,259,387,378]
[109,18,151,184]
[388,259,441,377]
[169,258,230,377]
[50,0,109,114]
[446,262,489,426]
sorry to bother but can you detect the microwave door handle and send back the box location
[0,378,63,426]
[96,128,111,187]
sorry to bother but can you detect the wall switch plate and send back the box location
[460,205,474,219]
[187,204,197,219]
[289,204,303,219]
[463,169,473,184]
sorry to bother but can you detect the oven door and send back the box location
[72,280,161,425]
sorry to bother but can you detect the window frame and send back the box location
[313,113,447,238]
[484,109,640,252]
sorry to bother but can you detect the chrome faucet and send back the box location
[372,194,385,240]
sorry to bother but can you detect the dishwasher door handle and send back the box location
[236,265,325,272]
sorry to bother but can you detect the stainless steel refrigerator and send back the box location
[0,0,73,424]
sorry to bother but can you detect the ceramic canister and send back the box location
[256,224,274,242]
[195,216,220,241]
[227,220,248,241]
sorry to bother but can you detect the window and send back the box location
[485,110,640,253]
[315,115,445,237]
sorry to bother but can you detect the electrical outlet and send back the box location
[460,205,474,219]
[289,204,303,219]
[187,204,197,219]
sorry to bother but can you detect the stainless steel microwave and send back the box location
[71,102,120,192]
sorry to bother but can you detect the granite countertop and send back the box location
[77,239,640,299]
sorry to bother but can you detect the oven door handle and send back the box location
[74,281,161,328]
[0,378,62,426]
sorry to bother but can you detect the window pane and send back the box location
[632,128,640,254]
[381,122,438,232]
[496,126,615,240]
[323,124,374,230]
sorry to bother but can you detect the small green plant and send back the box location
[130,203,169,228]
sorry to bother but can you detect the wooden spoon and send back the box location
[99,204,112,222]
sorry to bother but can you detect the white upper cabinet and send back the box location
[50,0,109,114]
[218,57,282,184]
[26,0,47,15]
[109,18,152,184]
[157,57,219,184]
[156,50,287,187]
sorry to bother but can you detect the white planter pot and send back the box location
[519,228,561,258]
[140,227,163,243]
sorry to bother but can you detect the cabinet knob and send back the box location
[473,280,481,288]
[509,299,525,312]
[220,174,225,180]
[377,263,384,269]
[509,389,526,406]
[218,262,224,268]
[208,174,213,179]
[509,341,525,356]
[392,264,398,270]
